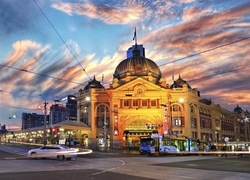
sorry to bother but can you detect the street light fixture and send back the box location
[179,98,184,103]
[85,96,91,102]
[215,131,218,144]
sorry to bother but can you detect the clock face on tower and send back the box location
[137,88,143,94]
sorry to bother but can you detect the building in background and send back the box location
[0,124,6,132]
[49,104,70,125]
[22,113,48,130]
[61,95,77,121]
[127,44,145,58]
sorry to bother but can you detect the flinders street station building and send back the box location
[77,43,250,150]
[1,42,249,151]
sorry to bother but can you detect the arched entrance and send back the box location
[95,104,111,150]
[123,117,161,149]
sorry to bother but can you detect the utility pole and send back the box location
[44,100,48,146]
[103,105,107,151]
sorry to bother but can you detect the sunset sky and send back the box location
[0,0,249,129]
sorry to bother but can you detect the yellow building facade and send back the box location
[77,44,250,150]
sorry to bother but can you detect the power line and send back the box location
[0,64,83,85]
[168,53,248,81]
[221,83,250,92]
[159,36,250,67]
[188,65,250,82]
[33,0,91,80]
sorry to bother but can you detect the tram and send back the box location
[212,141,250,152]
[139,134,179,156]
[139,134,204,156]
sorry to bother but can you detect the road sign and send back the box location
[224,137,229,142]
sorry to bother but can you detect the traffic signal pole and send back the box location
[103,106,107,151]
[43,101,48,146]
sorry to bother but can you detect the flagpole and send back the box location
[133,28,137,45]
[135,28,137,45]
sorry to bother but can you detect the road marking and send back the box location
[187,163,198,166]
[4,157,16,160]
[91,158,125,176]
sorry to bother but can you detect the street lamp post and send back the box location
[171,98,184,136]
[178,98,184,135]
[43,101,48,146]
[161,98,184,137]
[103,106,107,151]
[215,131,218,144]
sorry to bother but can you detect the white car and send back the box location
[28,145,79,161]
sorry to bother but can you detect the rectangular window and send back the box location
[133,100,138,107]
[124,100,129,107]
[151,100,156,106]
[174,119,179,126]
[142,100,147,106]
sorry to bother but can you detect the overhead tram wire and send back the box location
[33,0,91,80]
[159,36,250,67]
[0,64,83,85]
[168,53,249,80]
[1,62,249,96]
[188,65,250,83]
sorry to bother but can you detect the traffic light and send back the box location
[50,128,57,136]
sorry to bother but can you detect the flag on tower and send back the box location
[133,28,136,40]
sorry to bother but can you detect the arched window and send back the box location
[81,106,89,125]
[200,107,204,115]
[207,109,211,116]
[172,104,181,112]
[96,105,110,127]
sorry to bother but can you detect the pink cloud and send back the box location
[52,1,146,24]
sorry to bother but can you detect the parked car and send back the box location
[27,145,79,161]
